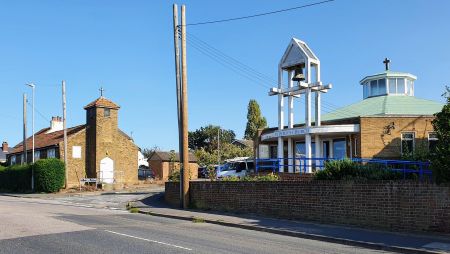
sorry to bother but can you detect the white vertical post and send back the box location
[287,70,294,173]
[315,91,321,170]
[277,66,284,172]
[305,61,312,172]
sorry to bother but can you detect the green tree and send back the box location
[244,99,267,140]
[188,125,235,153]
[432,86,450,183]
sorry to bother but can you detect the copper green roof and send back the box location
[322,95,444,121]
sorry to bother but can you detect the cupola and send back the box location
[360,58,416,99]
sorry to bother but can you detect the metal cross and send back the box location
[383,58,390,71]
[99,87,105,97]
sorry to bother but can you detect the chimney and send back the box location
[2,142,8,153]
[46,116,64,133]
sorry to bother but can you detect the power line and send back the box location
[185,33,362,118]
[27,101,50,123]
[184,0,335,26]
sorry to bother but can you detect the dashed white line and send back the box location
[104,230,193,251]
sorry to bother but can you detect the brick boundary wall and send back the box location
[165,181,450,233]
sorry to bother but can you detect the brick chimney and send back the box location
[2,142,8,153]
[46,116,64,133]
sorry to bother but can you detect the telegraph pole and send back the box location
[180,4,189,209]
[62,80,68,189]
[23,93,28,166]
[173,4,184,208]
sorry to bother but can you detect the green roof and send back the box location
[322,95,444,122]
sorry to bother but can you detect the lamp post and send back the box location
[26,83,35,191]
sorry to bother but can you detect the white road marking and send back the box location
[422,242,450,251]
[104,230,193,251]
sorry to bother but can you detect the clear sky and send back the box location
[1,0,449,151]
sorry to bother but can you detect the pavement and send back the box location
[135,192,450,254]
[0,195,393,254]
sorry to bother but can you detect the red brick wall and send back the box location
[165,181,450,233]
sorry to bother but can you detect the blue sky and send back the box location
[1,0,449,151]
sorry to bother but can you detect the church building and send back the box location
[255,38,443,173]
[7,95,139,187]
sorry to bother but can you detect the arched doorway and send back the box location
[100,157,114,184]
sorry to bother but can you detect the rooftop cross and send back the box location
[99,87,105,97]
[383,58,390,71]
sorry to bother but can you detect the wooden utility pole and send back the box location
[62,80,68,189]
[173,4,184,208]
[180,4,189,209]
[23,93,28,165]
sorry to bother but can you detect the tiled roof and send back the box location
[149,151,197,163]
[321,95,444,122]
[84,96,120,110]
[11,125,86,154]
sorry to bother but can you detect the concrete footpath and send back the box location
[135,193,450,254]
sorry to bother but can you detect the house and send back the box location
[148,151,198,182]
[7,96,139,187]
[0,142,12,164]
[254,38,443,173]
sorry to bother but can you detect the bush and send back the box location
[315,159,403,181]
[0,164,31,192]
[221,173,279,182]
[168,170,180,182]
[34,158,65,193]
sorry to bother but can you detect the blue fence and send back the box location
[255,157,432,180]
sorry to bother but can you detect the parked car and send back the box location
[217,158,254,178]
[138,166,154,180]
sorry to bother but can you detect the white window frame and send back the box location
[34,150,40,161]
[11,155,16,165]
[401,132,415,154]
[428,132,438,152]
[47,148,56,158]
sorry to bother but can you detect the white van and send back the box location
[217,157,254,178]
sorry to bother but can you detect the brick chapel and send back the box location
[7,96,139,187]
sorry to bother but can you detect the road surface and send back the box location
[0,195,392,254]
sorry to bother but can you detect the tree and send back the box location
[431,86,450,183]
[194,143,253,167]
[244,99,267,140]
[188,125,235,153]
[141,146,160,159]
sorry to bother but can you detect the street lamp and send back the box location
[26,83,35,191]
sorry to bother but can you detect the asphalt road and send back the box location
[0,196,393,254]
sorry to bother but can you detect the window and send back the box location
[367,79,387,98]
[377,79,386,95]
[333,138,346,159]
[363,83,369,98]
[401,132,415,154]
[407,79,414,96]
[73,146,82,158]
[47,148,56,158]
[370,80,378,96]
[34,151,40,161]
[388,78,397,93]
[269,145,277,159]
[21,154,24,164]
[11,155,16,165]
[397,78,405,94]
[104,108,110,117]
[295,142,316,157]
[428,132,438,153]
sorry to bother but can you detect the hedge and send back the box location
[34,158,65,193]
[314,159,404,181]
[0,164,32,192]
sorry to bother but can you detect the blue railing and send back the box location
[255,157,432,180]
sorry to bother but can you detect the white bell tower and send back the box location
[269,38,332,173]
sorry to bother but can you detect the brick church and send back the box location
[7,96,139,187]
[254,38,443,173]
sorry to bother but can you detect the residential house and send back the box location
[148,151,198,182]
